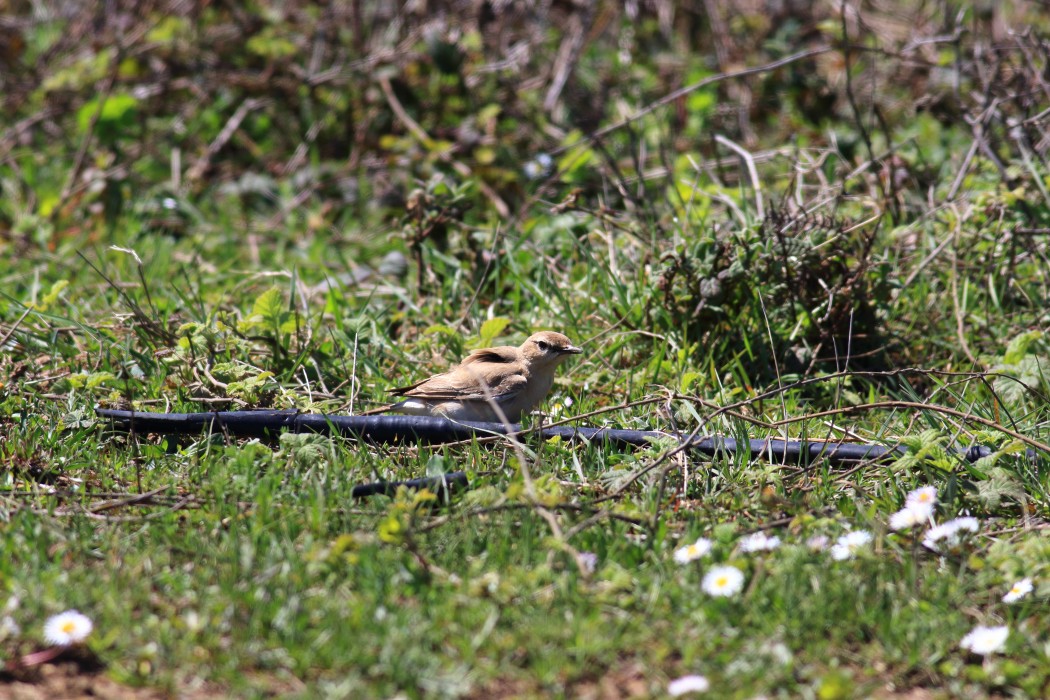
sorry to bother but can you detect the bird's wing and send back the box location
[488,373,529,405]
[388,376,436,395]
[459,346,519,366]
[389,346,520,398]
[392,364,527,403]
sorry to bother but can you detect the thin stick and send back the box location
[550,46,832,156]
[378,76,510,218]
[715,134,764,219]
[187,98,270,182]
[763,401,1050,456]
[0,306,32,348]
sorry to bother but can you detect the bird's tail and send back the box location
[356,405,393,416]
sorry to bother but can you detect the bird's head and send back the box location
[520,331,583,367]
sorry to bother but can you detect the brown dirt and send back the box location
[0,649,235,700]
[0,663,167,700]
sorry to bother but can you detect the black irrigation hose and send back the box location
[95,408,1036,499]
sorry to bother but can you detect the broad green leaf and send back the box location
[248,287,285,332]
[77,93,139,134]
[478,317,511,347]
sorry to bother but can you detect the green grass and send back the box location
[3,2,1050,698]
[2,207,1047,697]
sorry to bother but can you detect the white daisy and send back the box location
[806,534,830,551]
[701,565,745,597]
[905,486,938,509]
[42,610,93,646]
[738,532,781,553]
[674,537,713,564]
[922,516,980,552]
[1003,578,1033,604]
[668,674,710,696]
[889,501,935,530]
[830,530,873,561]
[959,625,1008,655]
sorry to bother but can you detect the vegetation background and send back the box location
[1,0,1049,697]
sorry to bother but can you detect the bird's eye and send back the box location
[536,340,550,351]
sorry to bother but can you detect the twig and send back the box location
[543,5,588,112]
[377,75,509,218]
[0,305,32,348]
[839,6,893,221]
[187,98,271,182]
[714,134,764,218]
[42,497,199,522]
[946,131,980,201]
[435,367,1041,454]
[761,400,1049,456]
[950,216,980,366]
[901,229,955,289]
[86,486,171,514]
[550,46,832,156]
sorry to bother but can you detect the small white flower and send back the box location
[905,486,938,509]
[1003,578,1033,604]
[829,545,849,560]
[668,674,710,696]
[806,535,830,551]
[701,565,745,597]
[0,615,20,638]
[183,610,202,632]
[830,530,873,561]
[674,537,713,564]
[959,625,1008,655]
[738,532,781,553]
[523,153,553,180]
[578,551,598,575]
[548,396,575,417]
[42,610,93,646]
[922,517,980,552]
[889,501,934,531]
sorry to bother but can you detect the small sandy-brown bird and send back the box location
[366,331,582,423]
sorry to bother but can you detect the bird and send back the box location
[364,331,583,423]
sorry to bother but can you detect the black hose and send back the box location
[94,408,1033,498]
[348,471,470,500]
